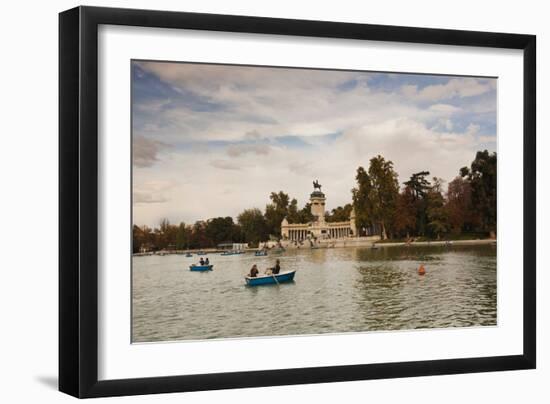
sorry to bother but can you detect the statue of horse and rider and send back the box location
[312,180,322,191]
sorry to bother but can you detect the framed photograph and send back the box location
[59,6,536,398]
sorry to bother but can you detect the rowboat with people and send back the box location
[189,264,213,271]
[245,270,296,286]
[254,250,268,256]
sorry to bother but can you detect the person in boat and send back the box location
[249,264,259,278]
[199,257,205,265]
[268,259,281,275]
[205,257,210,265]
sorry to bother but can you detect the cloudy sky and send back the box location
[132,60,496,228]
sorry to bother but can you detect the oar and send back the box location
[265,268,280,285]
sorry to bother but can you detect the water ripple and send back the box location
[132,244,497,342]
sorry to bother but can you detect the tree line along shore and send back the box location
[133,150,496,253]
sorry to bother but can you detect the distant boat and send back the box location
[254,250,268,256]
[221,250,245,256]
[245,270,296,286]
[189,264,213,271]
[197,251,206,255]
[185,253,193,257]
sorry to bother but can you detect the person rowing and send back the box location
[265,259,281,275]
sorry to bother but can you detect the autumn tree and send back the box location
[446,176,476,234]
[392,186,417,238]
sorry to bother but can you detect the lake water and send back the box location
[132,244,497,342]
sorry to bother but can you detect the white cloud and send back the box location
[402,78,494,102]
[133,180,175,205]
[133,136,169,168]
[226,143,272,157]
[209,159,242,170]
[477,135,497,144]
[133,118,486,226]
[428,103,462,114]
[132,63,497,226]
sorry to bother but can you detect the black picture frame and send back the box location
[59,6,536,398]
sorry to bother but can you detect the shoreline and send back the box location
[133,238,496,256]
[373,239,496,248]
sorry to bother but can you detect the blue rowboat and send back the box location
[254,250,268,256]
[245,270,296,286]
[189,264,213,271]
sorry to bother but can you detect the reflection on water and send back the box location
[132,244,496,342]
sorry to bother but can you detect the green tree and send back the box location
[296,203,315,223]
[286,198,300,223]
[155,218,178,250]
[287,200,315,224]
[189,221,211,249]
[326,204,353,222]
[352,166,373,235]
[205,217,241,246]
[175,222,190,250]
[404,171,431,199]
[238,208,269,246]
[461,150,497,234]
[425,178,449,239]
[264,191,290,237]
[352,155,399,239]
[403,171,432,236]
[132,225,144,253]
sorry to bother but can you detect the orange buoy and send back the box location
[418,264,426,275]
